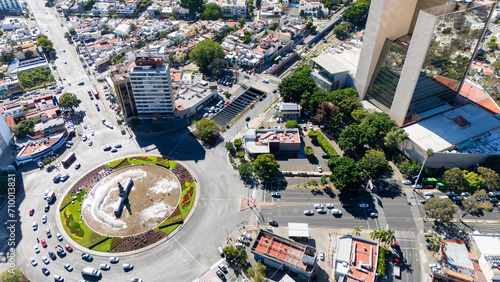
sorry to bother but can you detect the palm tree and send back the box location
[429,236,444,253]
[353,226,362,236]
[370,229,380,240]
[385,229,395,247]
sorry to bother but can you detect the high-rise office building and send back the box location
[0,0,20,11]
[110,63,137,118]
[355,0,496,126]
[129,53,173,117]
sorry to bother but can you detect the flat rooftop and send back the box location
[17,132,64,158]
[335,235,378,282]
[244,128,300,154]
[403,103,500,153]
[251,230,316,273]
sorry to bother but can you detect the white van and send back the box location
[82,267,101,277]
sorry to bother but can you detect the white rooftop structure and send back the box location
[287,223,309,238]
[335,236,352,276]
[443,241,474,270]
[471,234,500,257]
[403,103,500,152]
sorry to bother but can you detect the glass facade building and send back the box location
[364,2,495,124]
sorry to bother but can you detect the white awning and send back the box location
[288,223,309,238]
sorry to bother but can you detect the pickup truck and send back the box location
[55,245,66,256]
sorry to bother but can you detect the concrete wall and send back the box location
[355,0,420,99]
[399,139,500,169]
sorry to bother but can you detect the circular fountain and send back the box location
[81,165,181,237]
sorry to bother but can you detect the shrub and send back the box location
[304,146,314,158]
[234,138,242,148]
[237,151,245,158]
[308,130,320,139]
[285,120,299,128]
[377,246,386,276]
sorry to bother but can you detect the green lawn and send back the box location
[180,182,196,219]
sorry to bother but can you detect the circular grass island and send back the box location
[59,156,197,253]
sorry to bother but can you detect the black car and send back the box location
[45,204,50,212]
[41,266,50,276]
[268,220,278,227]
[447,192,457,198]
[48,251,56,260]
[273,89,277,93]
[489,198,498,203]
[75,163,81,170]
[245,116,251,122]
[103,146,112,151]
[216,269,224,279]
[321,153,329,159]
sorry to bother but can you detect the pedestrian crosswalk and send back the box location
[395,230,417,239]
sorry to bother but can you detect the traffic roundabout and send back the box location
[57,156,197,253]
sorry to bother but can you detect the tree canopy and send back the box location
[36,36,55,56]
[384,128,409,150]
[223,246,247,264]
[477,167,500,191]
[252,154,280,181]
[18,67,54,89]
[1,52,15,64]
[189,39,225,71]
[248,261,266,282]
[327,156,361,190]
[342,0,370,26]
[278,65,316,103]
[180,0,204,14]
[285,120,299,129]
[238,162,255,179]
[442,167,467,190]
[424,197,456,223]
[58,92,82,112]
[191,118,220,145]
[201,3,222,20]
[358,150,388,179]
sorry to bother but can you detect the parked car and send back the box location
[64,263,73,272]
[30,257,37,266]
[271,192,280,198]
[100,263,110,270]
[29,209,35,216]
[326,204,334,209]
[46,229,52,238]
[218,264,227,273]
[304,210,314,215]
[41,266,50,275]
[65,245,73,252]
[216,269,225,279]
[317,208,327,214]
[42,215,47,224]
[268,219,278,227]
[319,251,325,261]
[34,245,40,253]
[48,251,56,260]
[110,257,119,263]
[41,239,47,248]
[317,165,322,173]
[235,242,245,248]
[41,256,49,264]
[314,204,324,209]
[402,180,412,185]
[56,232,63,241]
[81,253,93,261]
[123,263,133,271]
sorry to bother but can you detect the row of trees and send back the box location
[424,189,494,223]
[442,167,500,191]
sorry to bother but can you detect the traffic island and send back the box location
[58,156,197,253]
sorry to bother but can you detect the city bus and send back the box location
[61,152,76,167]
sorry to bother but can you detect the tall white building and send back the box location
[0,0,21,11]
[0,114,13,157]
[129,56,173,117]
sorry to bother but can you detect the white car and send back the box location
[317,165,322,173]
[429,263,441,270]
[110,257,119,263]
[42,256,50,264]
[42,215,47,224]
[30,257,37,266]
[235,242,245,248]
[326,204,334,209]
[317,208,327,214]
[413,184,423,189]
[34,245,40,253]
[56,232,63,241]
[64,263,73,272]
[314,204,324,209]
[82,135,87,141]
[319,251,325,261]
[304,210,314,215]
[91,130,94,136]
[402,180,412,185]
[33,221,38,231]
[88,140,92,146]
[53,274,64,281]
[100,263,110,270]
[243,232,252,240]
[83,124,87,129]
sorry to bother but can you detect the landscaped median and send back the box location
[58,156,197,253]
[308,130,339,158]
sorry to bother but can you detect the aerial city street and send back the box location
[0,0,499,281]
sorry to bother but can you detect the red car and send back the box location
[41,240,47,248]
[65,245,73,252]
[29,209,34,216]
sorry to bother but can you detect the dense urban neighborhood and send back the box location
[0,0,500,282]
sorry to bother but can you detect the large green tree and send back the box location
[189,39,225,71]
[442,167,466,190]
[314,101,342,130]
[36,36,55,56]
[279,65,316,103]
[342,0,370,26]
[223,246,247,264]
[398,160,421,179]
[1,52,15,64]
[463,171,485,191]
[238,162,255,179]
[461,190,494,218]
[338,124,367,153]
[358,150,388,179]
[201,3,222,20]
[477,167,500,191]
[359,112,397,148]
[326,88,360,122]
[248,261,266,282]
[384,128,409,150]
[191,118,220,145]
[180,0,204,14]
[58,92,82,112]
[252,154,280,181]
[424,197,456,223]
[327,156,361,190]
